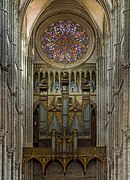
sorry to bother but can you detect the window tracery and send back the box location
[41,20,89,64]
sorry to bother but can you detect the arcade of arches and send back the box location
[0,0,130,179]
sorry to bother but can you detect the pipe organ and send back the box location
[33,64,96,153]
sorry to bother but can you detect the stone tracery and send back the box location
[41,20,89,64]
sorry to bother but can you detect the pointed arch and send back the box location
[66,159,84,175]
[25,157,43,167]
[87,157,104,166]
[44,159,64,175]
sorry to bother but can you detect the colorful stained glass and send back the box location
[42,20,89,64]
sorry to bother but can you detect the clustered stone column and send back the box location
[123,0,130,179]
[105,0,130,179]
[0,0,24,179]
[24,56,33,147]
[0,0,8,178]
[97,52,106,147]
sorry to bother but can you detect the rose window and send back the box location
[41,20,89,64]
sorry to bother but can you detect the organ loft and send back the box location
[23,18,106,179]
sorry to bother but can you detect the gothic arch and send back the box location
[44,159,64,175]
[67,159,84,171]
[24,157,43,167]
[87,157,104,168]
[20,0,111,44]
[66,159,84,175]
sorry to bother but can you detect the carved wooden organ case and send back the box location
[33,64,96,153]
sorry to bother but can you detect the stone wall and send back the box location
[0,0,23,179]
[105,0,130,179]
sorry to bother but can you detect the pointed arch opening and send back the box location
[45,160,64,176]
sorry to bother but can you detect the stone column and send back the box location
[69,71,71,91]
[53,71,55,93]
[59,71,61,92]
[0,72,1,141]
[7,151,12,180]
[96,55,105,147]
[79,71,82,92]
[17,28,24,180]
[0,0,8,177]
[18,163,22,180]
[122,130,127,179]
[126,131,130,179]
[113,2,122,177]
[74,72,76,92]
[0,9,2,129]
[0,0,8,132]
[105,31,114,179]
[117,148,123,179]
[123,0,130,178]
[15,162,19,180]
[90,71,92,93]
[111,162,114,180]
[24,57,33,147]
[107,159,111,180]
[48,71,51,93]
[0,134,3,178]
[3,134,7,179]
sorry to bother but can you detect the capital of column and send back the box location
[0,130,5,144]
[112,2,119,13]
[7,150,13,158]
[7,146,15,159]
[122,127,130,142]
[116,147,123,158]
[10,90,17,97]
[26,56,33,64]
[0,137,3,145]
[15,160,21,170]
[1,64,8,72]
[126,134,130,143]
[108,158,114,168]
[96,56,104,63]
[122,63,130,71]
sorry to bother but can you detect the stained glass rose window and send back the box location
[42,20,89,64]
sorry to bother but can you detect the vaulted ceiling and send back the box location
[19,0,113,42]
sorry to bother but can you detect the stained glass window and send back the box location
[42,20,89,64]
